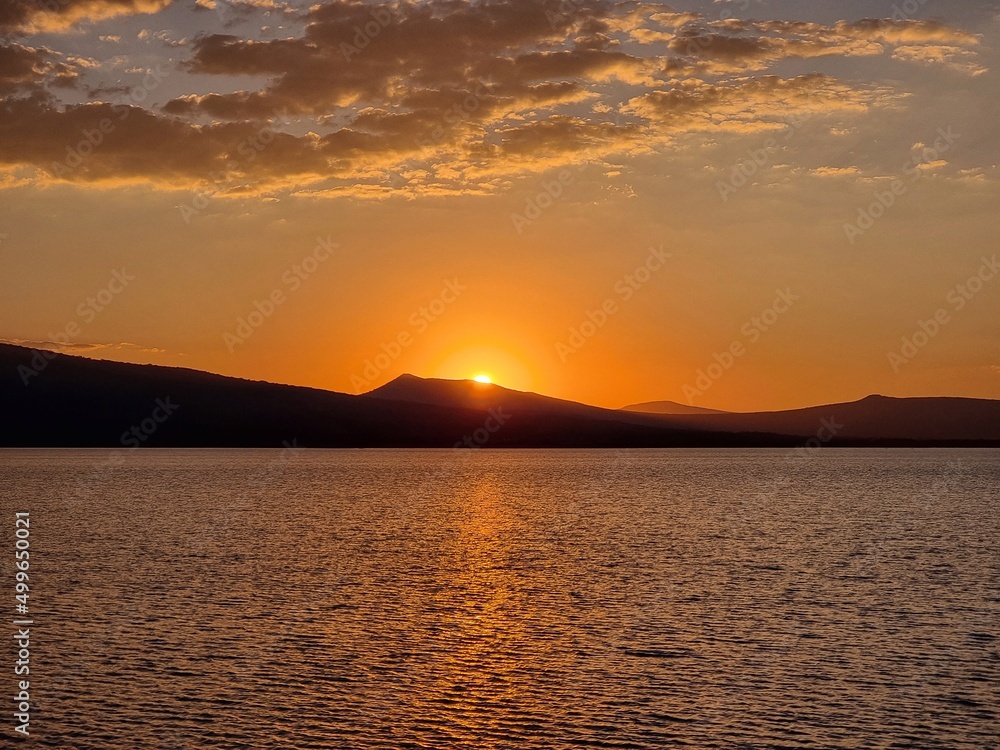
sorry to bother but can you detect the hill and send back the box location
[654,394,1000,442]
[0,344,779,448]
[620,401,729,415]
[2,344,997,447]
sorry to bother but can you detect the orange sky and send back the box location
[1,0,998,411]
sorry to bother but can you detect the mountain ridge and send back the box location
[620,400,730,415]
[2,344,998,447]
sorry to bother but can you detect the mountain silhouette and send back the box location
[620,401,730,415]
[0,344,779,448]
[1,343,997,447]
[647,394,1000,442]
[365,374,679,426]
[366,375,1000,442]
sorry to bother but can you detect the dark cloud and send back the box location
[650,16,980,72]
[488,115,644,160]
[0,97,331,185]
[0,42,83,96]
[0,43,48,95]
[170,0,639,119]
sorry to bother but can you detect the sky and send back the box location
[1,0,998,411]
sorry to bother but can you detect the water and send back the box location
[1,449,998,749]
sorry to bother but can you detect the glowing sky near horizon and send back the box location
[1,0,998,410]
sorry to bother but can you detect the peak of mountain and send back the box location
[364,373,611,417]
[0,345,781,448]
[1,343,997,447]
[621,400,730,416]
[367,373,508,406]
[363,373,1000,442]
[647,392,1000,442]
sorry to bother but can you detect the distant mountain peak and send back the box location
[380,373,493,387]
[363,372,515,408]
[2,343,997,446]
[382,372,422,385]
[620,400,730,416]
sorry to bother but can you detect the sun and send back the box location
[473,374,492,384]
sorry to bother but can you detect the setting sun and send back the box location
[473,374,492,384]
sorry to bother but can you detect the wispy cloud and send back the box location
[0,339,169,355]
[0,0,173,33]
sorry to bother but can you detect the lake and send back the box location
[2,449,998,748]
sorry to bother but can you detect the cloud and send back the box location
[0,43,50,95]
[835,19,979,46]
[624,74,899,134]
[0,0,173,33]
[0,0,986,197]
[811,166,862,178]
[0,97,331,187]
[891,44,987,76]
[168,0,648,120]
[0,42,85,95]
[636,15,982,74]
[0,338,167,354]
